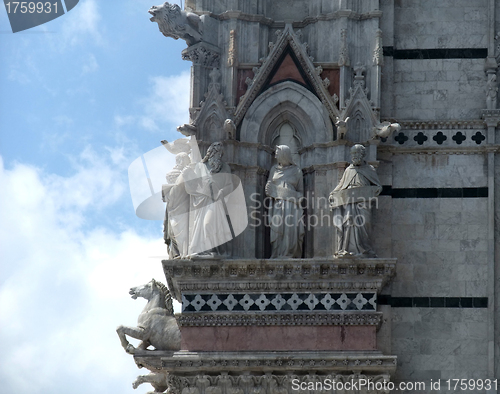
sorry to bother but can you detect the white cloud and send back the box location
[114,71,191,134]
[82,53,99,74]
[139,71,191,131]
[0,151,173,394]
[61,0,102,47]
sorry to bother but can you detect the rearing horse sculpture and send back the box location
[116,279,181,354]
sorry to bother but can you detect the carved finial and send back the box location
[339,29,350,67]
[373,29,384,66]
[353,63,366,89]
[228,30,237,67]
[208,68,221,91]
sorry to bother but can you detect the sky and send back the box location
[0,1,192,393]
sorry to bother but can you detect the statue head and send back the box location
[350,144,366,166]
[275,145,294,166]
[202,142,224,173]
[175,152,191,168]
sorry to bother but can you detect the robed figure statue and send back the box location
[265,145,304,259]
[329,144,382,258]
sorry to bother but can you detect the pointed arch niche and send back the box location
[239,81,334,161]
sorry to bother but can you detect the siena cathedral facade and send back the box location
[118,1,500,393]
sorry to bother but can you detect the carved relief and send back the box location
[228,30,237,67]
[338,29,350,67]
[182,44,221,67]
[373,29,383,66]
[134,372,394,394]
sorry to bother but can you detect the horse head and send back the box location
[129,279,173,314]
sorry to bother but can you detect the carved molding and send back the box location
[181,292,377,313]
[182,42,221,67]
[378,145,500,155]
[176,312,383,327]
[391,119,486,130]
[133,351,397,375]
[162,259,396,302]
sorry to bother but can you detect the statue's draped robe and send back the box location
[267,164,304,258]
[333,163,382,257]
[184,161,233,255]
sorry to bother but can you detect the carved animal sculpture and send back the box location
[161,138,191,155]
[373,121,401,139]
[223,119,236,140]
[149,2,202,46]
[116,279,181,354]
[133,372,169,393]
[335,116,350,140]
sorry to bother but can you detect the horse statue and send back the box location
[116,279,181,354]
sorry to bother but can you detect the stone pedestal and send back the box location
[130,258,398,393]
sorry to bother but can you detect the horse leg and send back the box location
[137,339,151,350]
[116,325,146,354]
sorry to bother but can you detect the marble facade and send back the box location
[120,1,500,392]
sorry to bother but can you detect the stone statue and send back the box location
[162,151,191,259]
[148,2,203,46]
[486,73,498,109]
[116,279,181,354]
[329,144,382,258]
[182,142,235,257]
[223,119,236,140]
[133,371,169,393]
[335,116,350,140]
[265,145,304,258]
[372,122,401,139]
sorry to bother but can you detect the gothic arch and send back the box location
[239,81,334,148]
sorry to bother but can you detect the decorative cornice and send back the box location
[175,280,383,296]
[378,145,500,155]
[133,350,397,375]
[162,258,397,302]
[214,10,383,28]
[176,312,383,327]
[389,119,486,130]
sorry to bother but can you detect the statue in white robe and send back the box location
[329,144,382,257]
[265,145,304,259]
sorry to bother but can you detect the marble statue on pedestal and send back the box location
[162,147,191,259]
[116,279,181,354]
[182,141,235,257]
[329,144,382,258]
[265,145,304,259]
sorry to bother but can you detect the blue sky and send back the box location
[0,1,191,393]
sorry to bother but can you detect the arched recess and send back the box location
[239,81,334,150]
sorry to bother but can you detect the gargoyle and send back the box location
[149,2,203,46]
